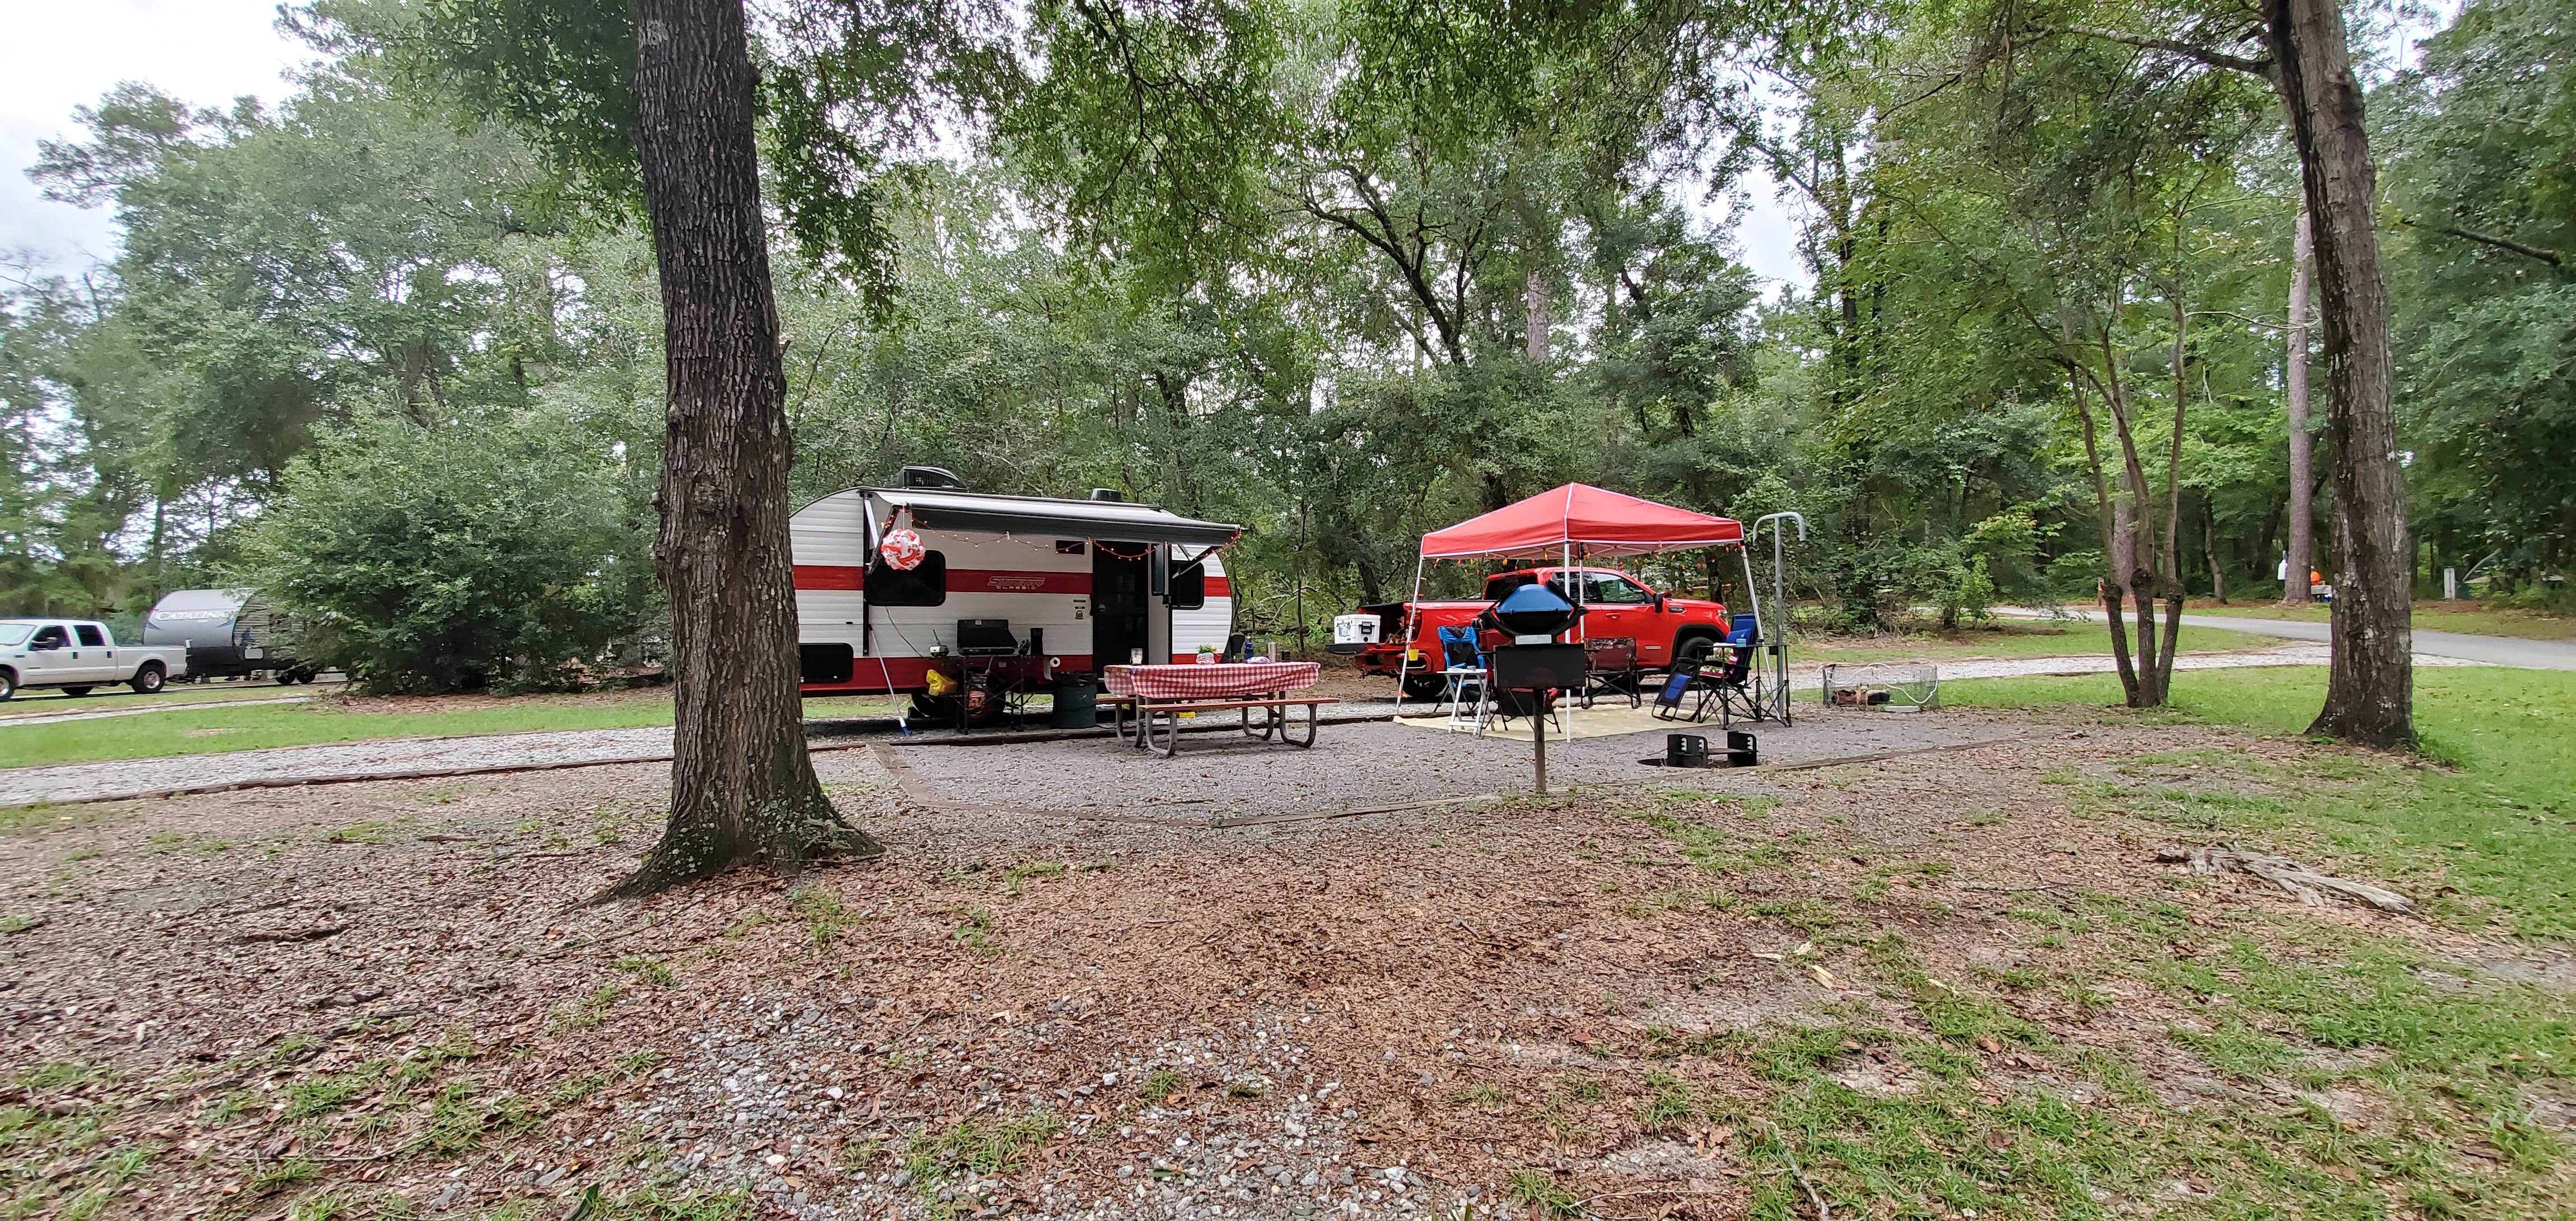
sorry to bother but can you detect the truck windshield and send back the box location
[0,624,27,647]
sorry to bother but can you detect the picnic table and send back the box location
[1100,661,1332,757]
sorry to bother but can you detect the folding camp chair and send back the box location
[1704,614,1765,726]
[1434,624,1488,729]
[1579,638,1642,709]
[1477,683,1569,739]
[1649,660,1716,723]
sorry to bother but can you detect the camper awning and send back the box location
[1419,484,1744,560]
[877,489,1242,548]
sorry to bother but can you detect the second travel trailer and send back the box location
[141,588,317,683]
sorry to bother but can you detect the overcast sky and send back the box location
[1,0,315,271]
[1,0,1815,291]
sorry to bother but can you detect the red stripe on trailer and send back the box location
[794,564,866,590]
[801,654,1099,695]
[1205,576,1232,597]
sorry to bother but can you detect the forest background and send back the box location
[1,0,2568,693]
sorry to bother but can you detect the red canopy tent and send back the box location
[1400,482,1761,671]
[1396,483,1798,722]
[1420,483,1745,559]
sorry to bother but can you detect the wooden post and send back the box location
[1532,698,1548,795]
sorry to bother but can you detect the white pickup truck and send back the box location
[0,618,187,700]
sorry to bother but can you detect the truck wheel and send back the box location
[0,670,14,701]
[1673,633,1720,668]
[1399,673,1447,703]
[130,663,166,694]
[60,686,94,697]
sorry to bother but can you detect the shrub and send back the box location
[242,406,659,692]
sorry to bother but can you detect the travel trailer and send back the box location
[789,468,1240,703]
[140,588,316,683]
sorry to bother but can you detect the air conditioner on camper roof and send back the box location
[897,466,968,490]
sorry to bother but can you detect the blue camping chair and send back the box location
[1707,614,1765,725]
[1434,624,1488,726]
[1649,660,1713,722]
[1652,614,1765,725]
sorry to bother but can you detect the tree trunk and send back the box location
[2093,325,2171,707]
[2281,204,2314,605]
[606,0,880,899]
[2203,499,2227,603]
[1524,269,1551,361]
[2264,0,2413,747]
[2068,369,2143,706]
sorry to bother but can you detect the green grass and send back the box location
[2182,600,2576,641]
[0,693,676,772]
[0,686,924,773]
[0,679,334,719]
[900,1111,1062,1218]
[1947,665,2576,938]
[1800,621,2275,665]
[1703,906,2575,1220]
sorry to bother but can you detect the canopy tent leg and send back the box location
[1565,542,1584,644]
[1737,543,1762,640]
[1735,542,1785,724]
[1748,512,1808,727]
[1394,555,1428,712]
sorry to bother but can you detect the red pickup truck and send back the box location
[1349,567,1733,700]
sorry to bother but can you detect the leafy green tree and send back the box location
[2382,0,2576,599]
[243,406,657,692]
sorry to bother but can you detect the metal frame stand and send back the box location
[1749,512,1806,726]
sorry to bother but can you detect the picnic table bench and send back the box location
[1101,661,1334,757]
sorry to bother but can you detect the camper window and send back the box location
[1170,561,1207,610]
[864,551,947,607]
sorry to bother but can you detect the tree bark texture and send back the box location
[2262,0,2414,747]
[608,0,879,898]
[2068,369,2143,706]
[2281,204,2314,605]
[1524,269,1552,362]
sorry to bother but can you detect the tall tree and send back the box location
[2264,0,2412,745]
[2014,0,2415,745]
[2281,203,2313,605]
[612,0,868,892]
[359,0,885,892]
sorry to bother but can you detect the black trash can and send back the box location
[1050,673,1100,728]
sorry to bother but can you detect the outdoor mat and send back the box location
[1391,702,1694,742]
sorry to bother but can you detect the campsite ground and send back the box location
[1,668,2569,1220]
[0,625,2294,772]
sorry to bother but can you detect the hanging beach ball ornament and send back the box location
[878,527,926,571]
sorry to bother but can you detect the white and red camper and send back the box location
[789,470,1242,699]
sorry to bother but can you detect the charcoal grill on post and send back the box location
[1482,583,1588,793]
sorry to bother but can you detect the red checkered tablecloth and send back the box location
[1102,661,1322,701]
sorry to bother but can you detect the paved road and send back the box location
[2004,608,2576,670]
